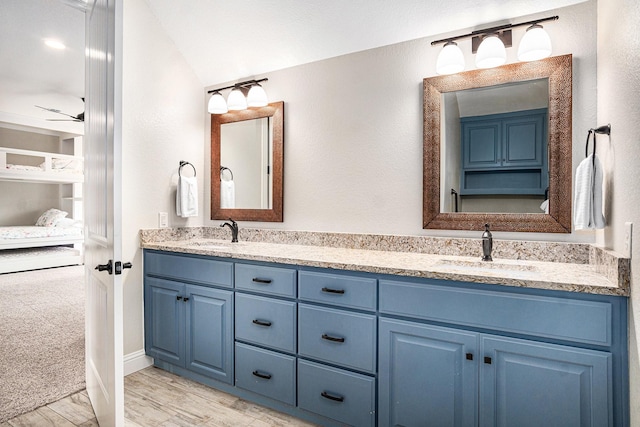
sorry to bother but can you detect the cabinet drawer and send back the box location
[379,279,613,346]
[298,270,376,311]
[144,251,233,288]
[235,294,296,353]
[298,359,375,427]
[298,304,376,373]
[235,263,297,297]
[235,343,296,406]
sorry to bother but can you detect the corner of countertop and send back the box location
[589,245,631,293]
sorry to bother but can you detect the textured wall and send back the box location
[121,0,204,356]
[597,0,640,424]
[203,2,596,242]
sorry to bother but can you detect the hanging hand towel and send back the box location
[220,179,235,209]
[176,176,199,217]
[574,154,605,230]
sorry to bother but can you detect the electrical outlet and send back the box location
[624,222,633,258]
[158,212,168,228]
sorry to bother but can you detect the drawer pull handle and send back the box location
[322,333,345,343]
[321,391,344,402]
[252,278,272,284]
[252,319,272,327]
[321,287,345,294]
[252,370,272,380]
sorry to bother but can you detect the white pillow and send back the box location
[35,208,68,227]
[54,217,83,228]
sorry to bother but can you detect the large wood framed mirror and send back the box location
[423,54,572,232]
[211,101,284,221]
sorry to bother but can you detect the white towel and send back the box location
[176,176,198,217]
[574,154,605,230]
[540,199,549,214]
[220,180,235,209]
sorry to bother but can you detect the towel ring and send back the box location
[179,161,196,177]
[220,166,234,181]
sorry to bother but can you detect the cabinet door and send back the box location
[480,335,612,427]
[462,120,501,169]
[502,113,545,168]
[185,285,234,384]
[378,318,478,427]
[144,277,185,367]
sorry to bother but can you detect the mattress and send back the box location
[0,226,82,240]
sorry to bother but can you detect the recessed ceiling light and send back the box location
[44,39,66,50]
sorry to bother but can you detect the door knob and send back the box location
[95,260,113,274]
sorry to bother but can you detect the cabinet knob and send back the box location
[183,297,189,302]
[466,353,474,361]
[176,296,183,301]
[484,356,492,364]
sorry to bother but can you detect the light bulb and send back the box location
[227,87,247,110]
[436,41,465,75]
[517,24,552,62]
[207,92,228,114]
[247,84,268,107]
[475,34,506,69]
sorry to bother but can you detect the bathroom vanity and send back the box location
[141,233,629,427]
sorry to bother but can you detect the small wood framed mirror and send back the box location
[211,101,284,222]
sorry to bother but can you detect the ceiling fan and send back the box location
[35,98,84,122]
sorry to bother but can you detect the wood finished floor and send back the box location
[1,367,317,426]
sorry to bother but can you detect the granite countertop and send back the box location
[141,231,630,297]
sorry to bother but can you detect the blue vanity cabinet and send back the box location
[233,262,299,406]
[378,277,627,427]
[460,108,548,195]
[144,251,234,385]
[297,269,378,426]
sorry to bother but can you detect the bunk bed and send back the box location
[0,146,84,273]
[0,146,83,183]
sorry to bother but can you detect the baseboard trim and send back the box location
[124,349,153,376]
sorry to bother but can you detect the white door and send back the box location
[84,0,124,425]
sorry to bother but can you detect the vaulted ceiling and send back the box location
[0,0,587,134]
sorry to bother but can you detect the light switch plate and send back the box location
[158,212,168,228]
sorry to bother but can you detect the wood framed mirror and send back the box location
[423,54,572,232]
[211,101,284,222]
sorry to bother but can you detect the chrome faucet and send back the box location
[220,218,239,243]
[481,223,493,262]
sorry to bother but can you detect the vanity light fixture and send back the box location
[207,78,269,114]
[432,15,557,74]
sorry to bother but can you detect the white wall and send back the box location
[121,0,204,356]
[597,0,640,425]
[202,2,596,242]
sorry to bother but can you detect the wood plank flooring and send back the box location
[1,367,317,426]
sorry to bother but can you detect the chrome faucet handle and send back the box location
[220,218,239,243]
[481,223,493,262]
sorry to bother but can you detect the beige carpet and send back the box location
[0,265,85,422]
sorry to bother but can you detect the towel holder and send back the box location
[220,166,234,181]
[179,161,196,177]
[585,124,611,169]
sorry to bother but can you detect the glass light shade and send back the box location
[436,42,465,75]
[475,35,506,69]
[227,88,247,110]
[247,84,268,107]
[207,92,228,114]
[517,24,552,62]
